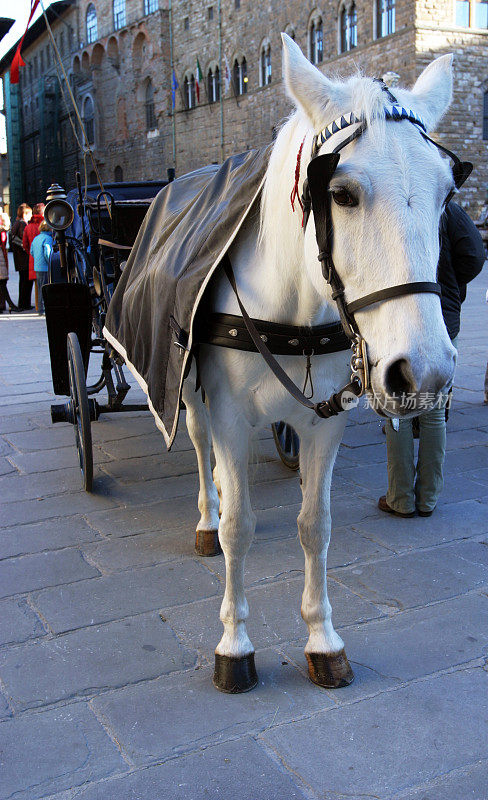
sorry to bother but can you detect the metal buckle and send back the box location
[350,337,369,393]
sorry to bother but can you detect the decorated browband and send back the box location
[316,105,427,144]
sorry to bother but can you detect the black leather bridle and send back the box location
[218,85,473,419]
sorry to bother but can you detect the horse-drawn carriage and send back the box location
[43,179,167,491]
[43,177,299,494]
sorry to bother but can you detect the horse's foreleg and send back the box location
[297,418,354,688]
[182,380,221,557]
[209,412,257,693]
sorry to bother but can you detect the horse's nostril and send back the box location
[385,359,417,397]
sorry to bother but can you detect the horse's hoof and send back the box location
[213,652,258,693]
[194,530,222,557]
[306,649,354,688]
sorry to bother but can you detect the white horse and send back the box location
[182,33,457,692]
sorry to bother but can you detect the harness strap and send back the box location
[221,254,362,418]
[346,281,441,315]
[200,311,350,356]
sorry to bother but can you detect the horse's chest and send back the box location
[201,346,351,424]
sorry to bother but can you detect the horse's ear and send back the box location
[281,32,347,131]
[410,54,453,131]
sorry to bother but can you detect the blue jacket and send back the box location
[30,232,53,273]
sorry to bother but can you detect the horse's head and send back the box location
[282,33,458,417]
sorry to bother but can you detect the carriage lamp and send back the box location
[44,184,74,231]
[45,184,74,280]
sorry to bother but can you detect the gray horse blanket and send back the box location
[104,146,271,447]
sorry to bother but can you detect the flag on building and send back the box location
[10,0,40,84]
[171,70,179,110]
[223,54,232,95]
[195,59,203,103]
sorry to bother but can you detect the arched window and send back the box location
[114,165,123,182]
[456,0,488,26]
[86,4,98,44]
[82,96,95,145]
[233,57,247,95]
[89,170,97,185]
[113,0,126,30]
[483,90,488,140]
[184,74,196,109]
[310,18,324,63]
[207,66,220,103]
[144,0,158,13]
[285,24,296,40]
[145,80,157,129]
[260,43,272,86]
[376,0,395,37]
[340,4,357,52]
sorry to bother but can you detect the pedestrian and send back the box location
[379,201,485,518]
[10,203,33,310]
[0,212,18,313]
[22,203,45,310]
[30,220,53,315]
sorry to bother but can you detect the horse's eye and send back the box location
[331,188,358,207]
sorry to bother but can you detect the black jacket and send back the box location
[438,202,485,339]
[9,219,29,272]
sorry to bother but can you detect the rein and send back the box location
[206,86,473,420]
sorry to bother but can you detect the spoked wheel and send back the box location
[271,421,300,471]
[67,332,93,492]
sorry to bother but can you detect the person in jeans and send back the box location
[30,221,53,315]
[379,201,485,517]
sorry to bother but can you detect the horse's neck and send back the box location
[214,197,338,328]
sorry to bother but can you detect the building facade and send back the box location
[1,0,487,214]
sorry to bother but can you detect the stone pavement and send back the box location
[1,266,488,800]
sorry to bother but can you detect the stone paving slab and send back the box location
[352,497,488,552]
[1,490,119,528]
[32,560,222,633]
[339,440,387,464]
[9,444,112,474]
[62,737,309,800]
[1,466,117,502]
[394,760,488,800]
[91,648,336,766]
[84,497,201,538]
[333,541,488,611]
[0,703,126,800]
[260,667,488,800]
[0,517,101,560]
[0,612,196,711]
[0,597,46,647]
[82,530,186,573]
[0,548,100,600]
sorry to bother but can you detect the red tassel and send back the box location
[290,137,306,214]
[10,0,40,85]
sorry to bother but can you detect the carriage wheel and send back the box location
[67,332,93,492]
[271,421,300,471]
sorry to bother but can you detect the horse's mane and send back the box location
[259,74,392,283]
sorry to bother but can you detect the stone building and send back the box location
[1,0,487,213]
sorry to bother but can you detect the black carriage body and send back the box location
[44,180,167,397]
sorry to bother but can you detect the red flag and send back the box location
[10,0,40,85]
